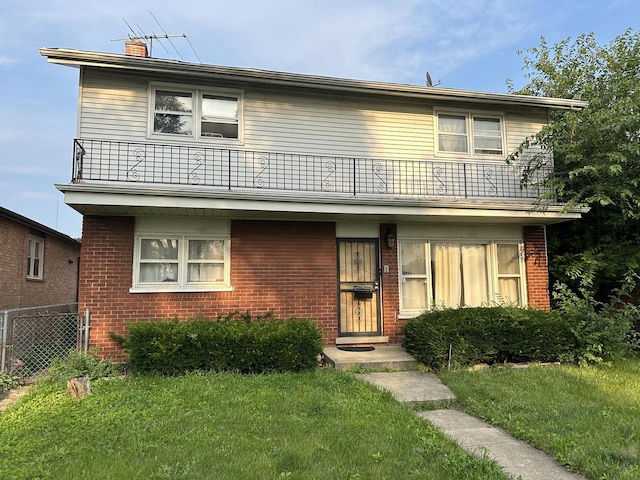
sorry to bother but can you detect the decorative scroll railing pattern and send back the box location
[72,139,554,202]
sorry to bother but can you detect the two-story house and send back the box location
[41,41,586,359]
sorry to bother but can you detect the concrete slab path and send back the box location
[420,409,587,480]
[356,370,587,480]
[356,371,456,403]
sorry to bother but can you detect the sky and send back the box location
[0,0,638,239]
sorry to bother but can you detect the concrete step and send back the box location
[322,345,419,371]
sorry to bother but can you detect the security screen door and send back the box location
[338,239,381,336]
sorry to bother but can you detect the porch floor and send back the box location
[322,345,419,371]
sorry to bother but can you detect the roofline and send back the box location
[40,47,587,111]
[0,205,81,244]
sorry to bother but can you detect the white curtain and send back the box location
[438,115,467,152]
[498,278,521,305]
[432,244,462,307]
[461,245,489,306]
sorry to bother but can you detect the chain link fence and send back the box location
[1,303,88,378]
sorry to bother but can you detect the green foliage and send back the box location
[402,307,573,370]
[0,372,21,394]
[43,349,120,386]
[553,284,639,366]
[115,312,324,375]
[508,29,640,302]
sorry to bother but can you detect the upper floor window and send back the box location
[27,235,44,279]
[151,85,242,141]
[436,111,504,157]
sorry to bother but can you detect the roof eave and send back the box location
[40,47,587,111]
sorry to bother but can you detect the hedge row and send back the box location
[113,313,323,375]
[402,307,576,370]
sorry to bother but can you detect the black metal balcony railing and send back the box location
[72,139,554,202]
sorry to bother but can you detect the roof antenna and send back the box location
[114,18,194,60]
[426,72,441,87]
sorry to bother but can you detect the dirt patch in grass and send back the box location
[0,385,32,412]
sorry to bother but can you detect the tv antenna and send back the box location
[113,14,202,63]
[426,72,441,87]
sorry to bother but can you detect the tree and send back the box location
[508,29,640,302]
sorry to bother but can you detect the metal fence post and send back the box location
[1,310,8,373]
[83,308,90,353]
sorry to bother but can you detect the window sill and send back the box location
[129,285,234,294]
[26,277,44,282]
[148,133,244,147]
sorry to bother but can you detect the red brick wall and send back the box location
[80,217,338,360]
[0,216,80,310]
[379,223,402,342]
[524,225,551,310]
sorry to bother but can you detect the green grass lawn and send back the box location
[0,369,508,480]
[440,358,640,480]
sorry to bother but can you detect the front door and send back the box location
[338,239,381,336]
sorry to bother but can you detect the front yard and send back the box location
[0,369,507,480]
[2,359,638,479]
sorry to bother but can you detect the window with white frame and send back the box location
[436,111,504,156]
[151,85,241,141]
[26,235,44,279]
[133,234,230,292]
[399,240,524,314]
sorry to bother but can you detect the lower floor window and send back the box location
[400,240,524,313]
[135,235,229,291]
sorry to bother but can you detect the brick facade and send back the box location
[523,225,551,310]
[0,213,80,310]
[80,217,552,360]
[379,223,402,342]
[80,217,338,360]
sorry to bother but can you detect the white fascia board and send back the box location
[56,183,586,224]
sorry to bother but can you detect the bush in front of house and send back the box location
[402,307,576,371]
[113,312,324,375]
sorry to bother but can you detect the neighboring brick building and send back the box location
[41,45,586,359]
[0,206,81,310]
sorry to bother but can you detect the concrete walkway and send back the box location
[356,371,587,480]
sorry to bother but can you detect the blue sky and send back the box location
[0,0,637,239]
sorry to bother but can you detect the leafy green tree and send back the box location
[508,29,640,303]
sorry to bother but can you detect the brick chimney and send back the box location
[125,39,148,57]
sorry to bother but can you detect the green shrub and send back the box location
[554,284,639,365]
[0,371,21,394]
[114,312,323,375]
[403,307,574,370]
[43,349,121,386]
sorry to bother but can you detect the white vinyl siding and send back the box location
[245,91,433,159]
[78,69,433,159]
[79,68,149,140]
[78,69,549,165]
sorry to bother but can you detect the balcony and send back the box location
[72,138,554,203]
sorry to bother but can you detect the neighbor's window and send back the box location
[134,235,230,291]
[152,86,241,140]
[399,240,524,314]
[26,236,44,279]
[437,111,504,156]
